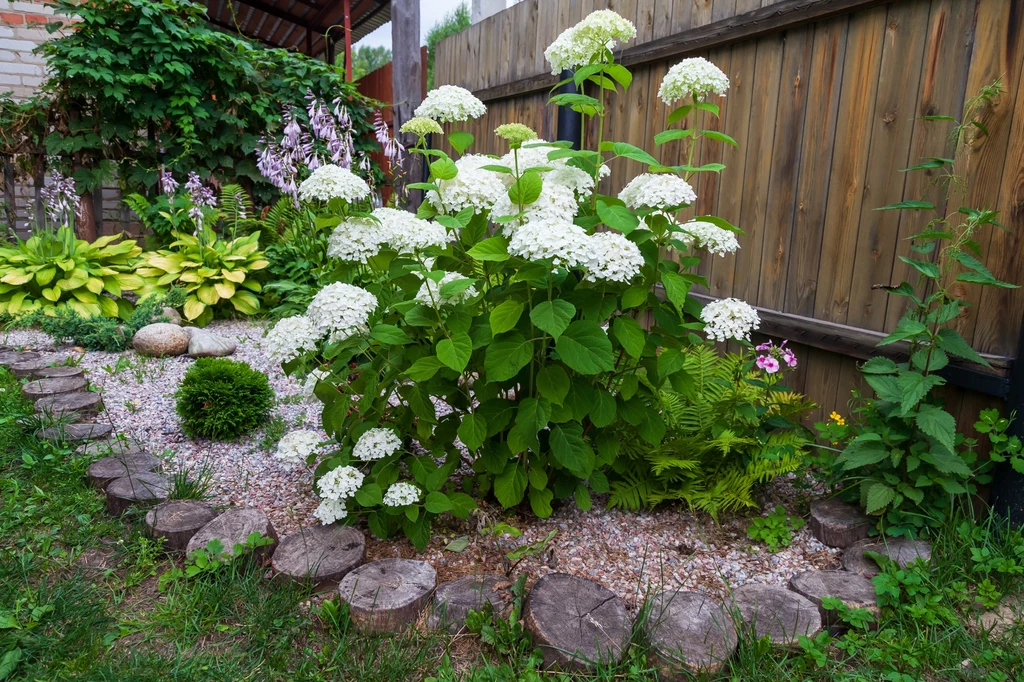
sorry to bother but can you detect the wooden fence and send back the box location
[432,0,1024,428]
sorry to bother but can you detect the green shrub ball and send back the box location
[175,358,274,440]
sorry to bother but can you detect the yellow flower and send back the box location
[829,411,846,426]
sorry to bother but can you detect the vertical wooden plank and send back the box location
[782,18,848,316]
[812,6,887,322]
[883,0,976,332]
[731,35,784,304]
[635,0,657,44]
[693,0,714,27]
[845,1,930,331]
[695,46,732,294]
[711,0,737,22]
[671,0,693,33]
[756,28,813,311]
[651,0,675,40]
[802,347,846,425]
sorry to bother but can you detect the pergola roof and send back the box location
[203,0,390,56]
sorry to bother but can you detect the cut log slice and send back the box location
[729,584,822,648]
[78,438,147,458]
[34,366,83,380]
[808,499,872,548]
[645,591,738,677]
[789,570,880,627]
[271,526,366,587]
[145,500,220,552]
[88,452,161,489]
[22,376,88,402]
[842,538,932,578]
[105,472,170,515]
[186,508,278,559]
[38,423,113,442]
[524,573,630,671]
[35,392,104,421]
[338,559,436,634]
[11,358,49,378]
[0,350,42,368]
[428,574,512,634]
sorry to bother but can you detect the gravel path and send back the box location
[3,320,841,603]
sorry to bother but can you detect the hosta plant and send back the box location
[270,10,764,549]
[817,81,1022,538]
[0,227,144,318]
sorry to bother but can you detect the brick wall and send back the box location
[0,0,59,99]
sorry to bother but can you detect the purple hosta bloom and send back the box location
[374,110,405,166]
[159,169,179,196]
[755,339,797,375]
[38,171,79,225]
[184,172,216,230]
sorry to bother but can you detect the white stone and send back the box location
[11,2,54,14]
[0,38,37,51]
[0,50,15,61]
[2,62,40,75]
[0,74,21,85]
[20,75,41,87]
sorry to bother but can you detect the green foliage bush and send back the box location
[175,359,274,440]
[608,345,815,516]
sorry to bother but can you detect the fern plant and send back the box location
[608,344,815,517]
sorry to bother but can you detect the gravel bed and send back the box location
[3,320,841,603]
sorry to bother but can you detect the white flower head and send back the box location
[383,481,421,507]
[493,180,582,228]
[498,141,565,176]
[659,57,730,105]
[265,315,319,365]
[507,218,589,268]
[415,272,479,308]
[372,206,454,253]
[317,465,365,500]
[327,217,388,263]
[415,85,486,122]
[353,427,403,461]
[306,282,378,343]
[299,165,371,203]
[619,173,696,210]
[275,429,321,466]
[298,368,329,399]
[585,231,645,283]
[313,498,348,525]
[544,10,637,75]
[700,298,760,342]
[678,220,740,257]
[427,154,507,214]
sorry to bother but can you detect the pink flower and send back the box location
[757,355,780,374]
[755,341,773,351]
[783,350,797,367]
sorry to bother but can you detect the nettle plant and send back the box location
[269,10,760,549]
[819,82,1024,538]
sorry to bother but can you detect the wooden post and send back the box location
[2,153,15,236]
[306,28,313,56]
[391,0,423,208]
[343,0,352,80]
[991,313,1024,528]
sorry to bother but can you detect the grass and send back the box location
[1,365,1022,682]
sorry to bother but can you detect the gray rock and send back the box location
[159,307,182,325]
[133,323,189,357]
[181,326,201,340]
[188,332,237,358]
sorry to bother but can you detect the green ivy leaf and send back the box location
[555,321,615,375]
[612,316,645,358]
[457,413,487,451]
[536,365,570,405]
[485,332,533,381]
[531,299,576,340]
[490,299,524,335]
[437,332,472,371]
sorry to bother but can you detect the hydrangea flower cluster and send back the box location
[265,315,319,365]
[373,207,454,253]
[619,173,696,210]
[544,9,637,75]
[585,232,646,283]
[494,123,538,148]
[400,116,445,138]
[298,165,371,203]
[383,481,421,507]
[415,85,487,123]
[275,430,321,465]
[327,217,388,263]
[353,428,403,461]
[755,339,797,374]
[318,465,365,500]
[700,298,761,342]
[659,57,731,105]
[415,272,479,308]
[298,367,329,399]
[678,220,740,256]
[507,219,589,268]
[313,498,348,525]
[305,282,378,342]
[426,154,507,214]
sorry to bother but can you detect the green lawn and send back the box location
[1,367,1021,682]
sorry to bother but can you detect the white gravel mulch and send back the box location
[3,320,841,603]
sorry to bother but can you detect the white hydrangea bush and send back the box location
[273,9,757,550]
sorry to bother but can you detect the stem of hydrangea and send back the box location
[683,93,700,184]
[591,65,608,213]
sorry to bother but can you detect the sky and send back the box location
[355,0,514,50]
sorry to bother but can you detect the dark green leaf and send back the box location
[490,299,524,334]
[536,365,570,405]
[457,413,487,451]
[875,200,935,211]
[555,321,615,375]
[424,491,453,514]
[549,425,596,478]
[612,316,645,358]
[437,332,472,371]
[447,131,474,155]
[468,235,510,262]
[530,299,576,340]
[485,332,534,381]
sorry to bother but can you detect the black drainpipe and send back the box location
[556,69,582,150]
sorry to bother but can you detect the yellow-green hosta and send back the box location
[0,228,144,318]
[137,230,268,327]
